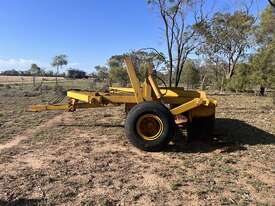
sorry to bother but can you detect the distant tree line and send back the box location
[0,55,87,81]
[0,68,59,77]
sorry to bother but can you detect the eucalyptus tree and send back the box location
[51,54,68,86]
[250,5,275,95]
[147,0,206,87]
[29,63,41,87]
[196,11,255,81]
[180,59,200,89]
[94,65,109,81]
[268,0,275,7]
[108,51,165,84]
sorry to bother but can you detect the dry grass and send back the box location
[0,75,64,84]
[0,87,274,205]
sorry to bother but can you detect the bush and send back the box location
[66,69,87,79]
[5,84,11,89]
[0,69,20,76]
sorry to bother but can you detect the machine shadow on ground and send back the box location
[59,118,274,153]
[166,118,275,153]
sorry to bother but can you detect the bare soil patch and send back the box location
[0,89,274,205]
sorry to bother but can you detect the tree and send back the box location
[51,54,68,86]
[256,5,275,46]
[268,0,275,7]
[29,64,41,87]
[148,0,205,87]
[108,55,128,86]
[251,5,275,95]
[226,63,252,92]
[109,67,129,86]
[131,50,166,81]
[94,65,109,81]
[180,59,200,89]
[196,11,255,82]
[0,69,20,76]
[250,42,275,94]
[66,69,87,79]
[108,51,165,85]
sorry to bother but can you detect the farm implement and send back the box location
[28,57,217,151]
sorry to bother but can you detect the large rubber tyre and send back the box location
[187,115,215,141]
[125,101,175,152]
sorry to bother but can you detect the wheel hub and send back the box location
[136,114,164,141]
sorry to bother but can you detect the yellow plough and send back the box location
[28,57,217,151]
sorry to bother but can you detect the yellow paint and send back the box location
[27,103,102,112]
[124,57,144,103]
[110,87,134,93]
[136,114,164,141]
[148,74,162,99]
[110,87,183,97]
[143,80,153,101]
[67,91,89,102]
[170,98,203,115]
[27,104,70,112]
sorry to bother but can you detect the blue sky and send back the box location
[0,0,268,73]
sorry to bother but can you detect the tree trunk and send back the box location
[226,64,235,80]
[169,67,172,87]
[259,86,265,96]
[200,75,207,90]
[220,76,224,93]
[33,76,35,87]
[225,72,231,80]
[55,66,59,87]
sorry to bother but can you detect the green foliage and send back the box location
[250,5,275,90]
[250,43,275,88]
[109,67,129,86]
[66,69,86,79]
[0,69,21,76]
[256,5,275,45]
[94,65,109,81]
[196,11,255,79]
[51,54,68,68]
[180,60,200,89]
[29,64,41,87]
[29,64,41,75]
[51,54,68,86]
[107,51,165,85]
[225,63,252,92]
[268,0,275,7]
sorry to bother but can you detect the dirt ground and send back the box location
[0,87,274,206]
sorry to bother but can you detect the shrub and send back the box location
[5,84,11,89]
[66,69,87,79]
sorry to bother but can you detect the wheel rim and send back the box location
[136,114,164,141]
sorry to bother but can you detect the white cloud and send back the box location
[0,58,47,71]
